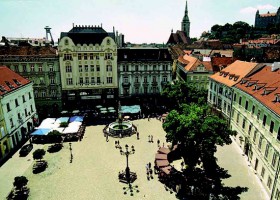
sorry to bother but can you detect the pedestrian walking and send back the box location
[137,132,139,140]
[151,135,153,143]
[148,135,150,142]
[148,162,151,169]
[157,139,160,147]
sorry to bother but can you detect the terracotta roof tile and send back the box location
[202,61,213,71]
[209,60,260,87]
[236,65,280,115]
[0,66,31,96]
[211,57,236,67]
[0,46,57,56]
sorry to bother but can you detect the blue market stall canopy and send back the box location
[69,116,84,123]
[55,117,69,124]
[120,105,141,114]
[31,128,52,136]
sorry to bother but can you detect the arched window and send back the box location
[65,39,69,45]
[107,39,110,45]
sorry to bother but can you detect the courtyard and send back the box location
[0,117,269,200]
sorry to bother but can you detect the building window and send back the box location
[107,77,112,83]
[31,105,34,112]
[123,65,129,72]
[236,113,240,124]
[30,64,35,72]
[144,87,148,94]
[49,66,54,72]
[153,76,157,82]
[50,90,56,97]
[239,96,242,105]
[7,103,11,112]
[90,53,94,60]
[248,124,252,135]
[14,65,19,72]
[153,65,157,71]
[245,101,248,110]
[85,77,89,84]
[270,121,274,133]
[258,137,262,150]
[10,118,14,128]
[252,105,255,114]
[78,54,82,60]
[144,76,147,83]
[63,54,72,61]
[96,65,100,72]
[253,131,257,142]
[135,87,139,94]
[96,55,99,60]
[261,167,265,178]
[263,114,267,126]
[97,77,100,84]
[90,65,94,72]
[38,65,43,72]
[91,77,95,84]
[84,65,88,72]
[22,95,26,103]
[79,77,83,84]
[135,65,138,71]
[22,65,27,72]
[272,152,277,168]
[105,53,112,60]
[265,144,269,158]
[233,93,237,101]
[267,177,272,189]
[66,78,73,85]
[242,119,246,129]
[66,63,72,72]
[106,65,112,71]
[124,77,128,83]
[15,99,19,107]
[257,110,261,120]
[135,76,139,83]
[29,92,32,99]
[163,75,167,82]
[50,77,55,84]
[84,54,88,60]
[42,90,46,97]
[79,65,83,72]
[144,65,147,71]
[65,39,69,45]
[275,189,280,200]
[25,108,28,117]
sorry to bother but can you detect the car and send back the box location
[19,144,33,157]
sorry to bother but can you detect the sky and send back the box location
[0,0,279,44]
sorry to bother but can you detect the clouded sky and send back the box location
[0,0,278,43]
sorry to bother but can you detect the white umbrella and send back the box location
[96,105,102,108]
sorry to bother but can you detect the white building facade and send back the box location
[0,66,37,150]
[58,25,118,109]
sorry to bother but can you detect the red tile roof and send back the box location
[0,46,57,56]
[211,57,236,67]
[178,55,214,72]
[236,65,280,116]
[210,60,260,87]
[0,66,31,96]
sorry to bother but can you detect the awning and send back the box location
[155,159,169,168]
[69,116,84,123]
[72,110,80,114]
[55,117,69,123]
[96,105,102,108]
[155,153,168,160]
[31,128,52,136]
[158,147,171,154]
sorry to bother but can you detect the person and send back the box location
[151,135,153,143]
[148,162,151,169]
[148,135,150,142]
[157,139,160,147]
[137,132,139,140]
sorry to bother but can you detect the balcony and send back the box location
[122,82,131,87]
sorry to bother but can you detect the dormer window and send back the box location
[262,87,277,95]
[223,72,229,77]
[65,39,69,46]
[246,80,258,87]
[219,71,224,76]
[273,93,280,102]
[229,74,235,80]
[0,85,6,92]
[240,78,250,85]
[5,81,14,89]
[13,79,21,86]
[233,75,240,81]
[253,83,266,91]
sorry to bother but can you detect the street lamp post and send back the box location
[120,144,135,184]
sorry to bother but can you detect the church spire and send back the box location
[181,0,190,37]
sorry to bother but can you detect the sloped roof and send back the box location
[209,60,260,87]
[235,65,280,116]
[179,54,214,72]
[167,31,190,45]
[60,26,109,45]
[211,57,236,67]
[117,48,172,62]
[0,66,31,96]
[0,46,57,56]
[210,50,233,57]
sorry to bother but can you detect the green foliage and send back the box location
[48,130,61,136]
[59,122,69,128]
[163,103,236,172]
[13,176,28,191]
[33,149,46,161]
[161,81,208,109]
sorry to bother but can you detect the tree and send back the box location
[163,103,236,173]
[13,176,28,192]
[161,81,208,109]
[33,149,46,161]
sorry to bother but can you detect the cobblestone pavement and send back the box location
[0,118,269,200]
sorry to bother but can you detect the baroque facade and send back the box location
[0,46,61,117]
[231,63,280,199]
[117,48,172,104]
[58,25,118,109]
[0,66,37,160]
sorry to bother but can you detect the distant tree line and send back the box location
[202,21,280,44]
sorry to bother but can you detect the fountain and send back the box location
[107,101,134,137]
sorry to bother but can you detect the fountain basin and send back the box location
[108,121,133,136]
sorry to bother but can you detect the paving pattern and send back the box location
[0,118,269,200]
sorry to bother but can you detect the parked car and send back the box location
[19,144,33,157]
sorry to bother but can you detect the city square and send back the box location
[0,117,268,200]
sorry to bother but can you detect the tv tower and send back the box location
[44,26,54,44]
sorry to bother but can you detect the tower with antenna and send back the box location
[181,0,190,37]
[44,26,54,44]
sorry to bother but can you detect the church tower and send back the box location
[181,0,190,37]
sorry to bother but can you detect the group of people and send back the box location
[146,162,153,180]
